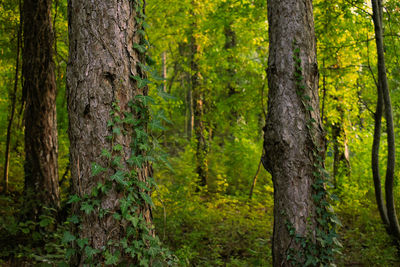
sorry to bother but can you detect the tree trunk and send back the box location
[67,0,154,264]
[191,0,208,187]
[332,115,350,188]
[263,0,325,265]
[22,0,60,214]
[3,0,22,194]
[371,0,400,240]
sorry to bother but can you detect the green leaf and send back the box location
[113,144,123,151]
[110,170,128,186]
[85,246,100,258]
[91,163,107,176]
[67,194,81,204]
[135,128,148,139]
[135,94,155,105]
[133,43,146,53]
[62,231,76,243]
[77,238,89,249]
[113,212,121,221]
[140,192,154,207]
[39,216,52,227]
[65,248,76,259]
[80,201,94,215]
[67,215,80,224]
[113,127,121,135]
[101,149,112,159]
[105,250,120,265]
[128,155,144,168]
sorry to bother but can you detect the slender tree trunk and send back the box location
[263,0,324,265]
[162,51,167,92]
[186,84,194,139]
[224,23,239,133]
[3,0,22,194]
[371,80,390,229]
[23,0,60,214]
[249,159,262,199]
[191,0,208,187]
[332,114,350,188]
[371,0,400,239]
[67,0,154,264]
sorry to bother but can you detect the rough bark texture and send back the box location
[22,0,60,213]
[263,0,323,265]
[67,0,153,264]
[371,0,400,239]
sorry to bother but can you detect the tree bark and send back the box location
[67,0,153,264]
[22,0,60,214]
[263,0,324,265]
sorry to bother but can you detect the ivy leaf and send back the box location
[133,43,146,54]
[113,144,123,152]
[101,149,112,159]
[67,215,80,224]
[135,94,155,105]
[39,216,53,227]
[105,250,119,265]
[67,194,81,204]
[113,126,121,135]
[113,212,121,221]
[110,171,128,186]
[85,246,100,259]
[149,119,165,131]
[123,112,136,125]
[66,248,76,259]
[77,238,89,249]
[80,201,94,215]
[62,231,76,243]
[140,192,154,207]
[138,62,150,72]
[128,155,144,168]
[135,128,148,139]
[140,257,149,267]
[91,163,107,177]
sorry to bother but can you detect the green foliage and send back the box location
[153,186,273,266]
[2,0,400,266]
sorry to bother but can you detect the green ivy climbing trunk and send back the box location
[22,0,60,215]
[263,0,328,265]
[67,0,154,264]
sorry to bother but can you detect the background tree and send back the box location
[22,0,60,215]
[371,0,400,242]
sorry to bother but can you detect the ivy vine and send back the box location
[62,1,175,265]
[284,40,342,266]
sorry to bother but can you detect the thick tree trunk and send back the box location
[22,0,60,213]
[67,0,153,264]
[263,0,324,265]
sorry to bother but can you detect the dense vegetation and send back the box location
[1,0,400,265]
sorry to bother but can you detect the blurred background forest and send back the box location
[1,0,400,265]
